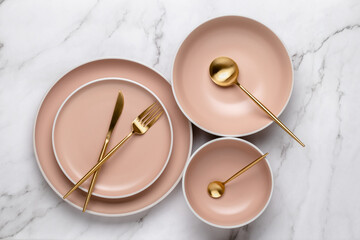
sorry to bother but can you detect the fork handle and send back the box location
[63,131,134,199]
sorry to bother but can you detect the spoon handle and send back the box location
[235,83,305,147]
[224,153,269,185]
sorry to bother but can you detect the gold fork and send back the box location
[63,102,164,199]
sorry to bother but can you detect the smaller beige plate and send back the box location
[52,78,173,199]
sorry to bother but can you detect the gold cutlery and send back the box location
[63,102,164,199]
[209,57,304,147]
[82,91,124,212]
[207,153,269,199]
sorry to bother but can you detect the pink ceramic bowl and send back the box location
[172,15,294,137]
[182,138,273,228]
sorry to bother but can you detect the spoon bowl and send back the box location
[209,57,239,87]
[207,181,225,199]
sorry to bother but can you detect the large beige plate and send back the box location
[34,58,192,216]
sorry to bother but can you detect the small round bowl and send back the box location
[182,137,273,228]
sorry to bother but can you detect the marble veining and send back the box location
[0,0,360,239]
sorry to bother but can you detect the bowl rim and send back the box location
[182,137,274,229]
[52,77,174,199]
[171,15,294,137]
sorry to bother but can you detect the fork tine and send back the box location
[143,104,161,125]
[140,103,160,123]
[146,109,164,129]
[138,102,157,120]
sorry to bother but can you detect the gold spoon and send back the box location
[209,57,304,147]
[207,153,269,199]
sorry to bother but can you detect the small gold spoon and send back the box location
[207,153,269,199]
[209,57,304,147]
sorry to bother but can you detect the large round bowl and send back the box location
[172,15,294,137]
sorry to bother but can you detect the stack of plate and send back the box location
[34,59,192,216]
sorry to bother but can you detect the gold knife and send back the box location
[82,91,124,212]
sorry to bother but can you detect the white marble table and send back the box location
[1,0,360,239]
